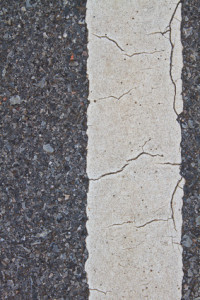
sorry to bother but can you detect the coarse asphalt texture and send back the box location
[181,1,200,299]
[0,0,200,299]
[0,0,89,299]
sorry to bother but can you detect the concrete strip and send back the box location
[86,1,183,299]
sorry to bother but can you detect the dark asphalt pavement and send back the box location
[0,0,199,299]
[181,1,200,299]
[0,0,88,299]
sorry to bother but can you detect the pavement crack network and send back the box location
[170,177,183,231]
[89,152,163,181]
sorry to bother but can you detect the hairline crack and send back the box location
[168,1,182,117]
[90,87,134,102]
[170,177,183,231]
[89,288,111,295]
[107,218,171,229]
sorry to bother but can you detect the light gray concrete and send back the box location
[86,1,183,299]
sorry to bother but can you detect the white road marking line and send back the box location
[86,1,184,299]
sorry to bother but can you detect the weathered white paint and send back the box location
[86,1,183,299]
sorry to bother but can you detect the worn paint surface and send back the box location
[86,1,183,299]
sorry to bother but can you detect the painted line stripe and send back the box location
[86,1,183,299]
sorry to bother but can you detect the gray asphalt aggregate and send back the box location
[181,1,200,299]
[0,0,200,299]
[0,0,89,299]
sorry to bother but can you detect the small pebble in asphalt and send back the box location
[43,144,54,153]
[10,95,22,105]
[182,234,193,248]
[195,216,200,226]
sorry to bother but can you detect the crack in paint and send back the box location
[86,2,183,295]
[89,288,111,295]
[147,29,170,39]
[107,218,170,229]
[171,238,182,255]
[170,177,183,231]
[90,162,129,181]
[147,1,182,116]
[127,152,163,163]
[93,33,164,58]
[141,138,151,151]
[136,218,170,228]
[93,33,124,52]
[157,162,181,166]
[89,152,163,181]
[91,87,134,102]
[168,1,182,116]
[122,242,144,251]
[107,220,135,228]
[125,50,164,58]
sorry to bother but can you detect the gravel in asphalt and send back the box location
[181,1,200,299]
[0,0,89,299]
[1,0,200,299]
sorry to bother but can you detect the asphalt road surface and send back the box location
[0,0,199,299]
[0,0,88,299]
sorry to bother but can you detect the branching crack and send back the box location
[127,152,163,163]
[141,138,151,151]
[170,177,183,231]
[147,29,170,39]
[89,152,163,181]
[147,1,182,116]
[89,288,111,295]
